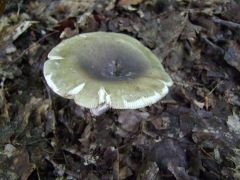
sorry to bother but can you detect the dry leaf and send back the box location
[224,41,240,72]
[0,0,7,15]
[118,0,143,6]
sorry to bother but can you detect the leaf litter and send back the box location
[0,0,240,179]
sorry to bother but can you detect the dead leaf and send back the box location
[150,139,193,180]
[137,162,159,180]
[3,144,17,158]
[117,110,149,133]
[227,111,240,135]
[152,11,187,59]
[229,149,240,179]
[59,27,79,39]
[0,0,7,15]
[9,150,35,180]
[12,21,37,41]
[118,0,143,6]
[224,41,240,72]
[45,155,65,177]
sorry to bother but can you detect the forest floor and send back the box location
[0,0,240,179]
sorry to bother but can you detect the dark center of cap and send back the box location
[77,38,148,81]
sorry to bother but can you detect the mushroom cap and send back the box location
[43,32,173,109]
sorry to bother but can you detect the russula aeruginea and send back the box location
[43,32,173,115]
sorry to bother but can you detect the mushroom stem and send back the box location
[90,104,110,116]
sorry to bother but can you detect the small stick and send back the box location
[212,16,240,29]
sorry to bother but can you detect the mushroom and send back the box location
[43,32,173,115]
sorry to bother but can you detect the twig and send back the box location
[65,170,81,179]
[208,80,223,96]
[0,77,10,121]
[36,168,41,180]
[12,30,59,64]
[17,0,23,16]
[212,16,240,29]
[201,35,224,54]
[113,148,120,180]
[199,146,213,159]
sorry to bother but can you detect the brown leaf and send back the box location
[152,12,187,59]
[150,139,193,180]
[118,0,143,6]
[12,151,35,180]
[222,0,240,23]
[137,162,159,180]
[224,41,240,72]
[117,110,149,133]
[0,0,7,15]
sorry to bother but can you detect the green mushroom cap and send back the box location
[43,32,173,109]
